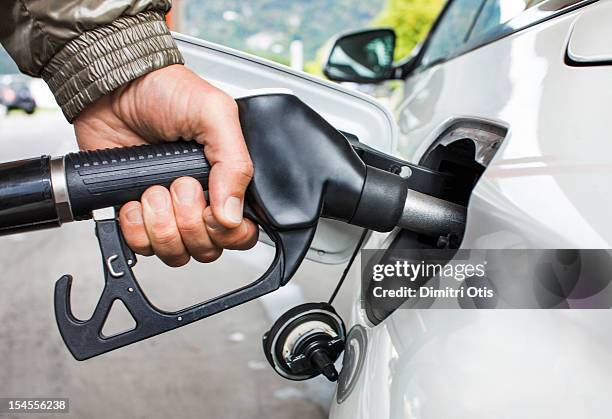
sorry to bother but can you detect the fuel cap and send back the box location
[262,302,345,381]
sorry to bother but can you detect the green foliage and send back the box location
[304,45,329,77]
[374,0,445,60]
[182,0,385,62]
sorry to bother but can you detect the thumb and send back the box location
[196,94,253,229]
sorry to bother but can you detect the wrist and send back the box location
[42,11,184,123]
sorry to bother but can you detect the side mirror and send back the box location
[323,29,396,84]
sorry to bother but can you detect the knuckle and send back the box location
[162,254,191,268]
[245,229,259,248]
[126,235,150,252]
[224,160,253,187]
[120,229,151,255]
[147,214,175,235]
[151,227,180,247]
[126,240,152,256]
[220,92,238,112]
[208,89,236,111]
[208,230,232,248]
[217,226,252,249]
[194,249,222,263]
[236,225,258,250]
[133,246,154,257]
[228,234,248,249]
[178,218,202,235]
[238,160,255,179]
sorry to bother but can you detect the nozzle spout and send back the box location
[398,189,467,238]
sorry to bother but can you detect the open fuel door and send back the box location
[174,33,398,264]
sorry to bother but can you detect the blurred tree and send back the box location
[304,47,326,77]
[181,0,384,62]
[374,0,445,60]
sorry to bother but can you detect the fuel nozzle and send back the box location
[0,93,469,363]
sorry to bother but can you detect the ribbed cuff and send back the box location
[42,11,184,122]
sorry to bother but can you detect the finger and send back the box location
[203,207,259,251]
[195,91,254,230]
[141,186,190,267]
[170,177,222,263]
[119,201,153,256]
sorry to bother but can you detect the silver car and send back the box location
[181,0,611,417]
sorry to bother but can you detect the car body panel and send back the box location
[172,2,612,416]
[567,1,612,63]
[396,5,612,250]
[332,2,612,418]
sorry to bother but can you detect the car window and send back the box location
[469,0,585,40]
[470,0,545,37]
[419,0,485,68]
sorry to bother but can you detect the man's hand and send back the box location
[74,65,258,267]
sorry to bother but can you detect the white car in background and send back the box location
[178,0,611,417]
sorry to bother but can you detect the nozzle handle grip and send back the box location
[65,142,209,219]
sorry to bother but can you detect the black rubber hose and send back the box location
[0,156,58,235]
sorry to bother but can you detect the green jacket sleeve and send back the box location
[0,1,184,121]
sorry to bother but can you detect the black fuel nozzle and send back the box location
[0,93,467,361]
